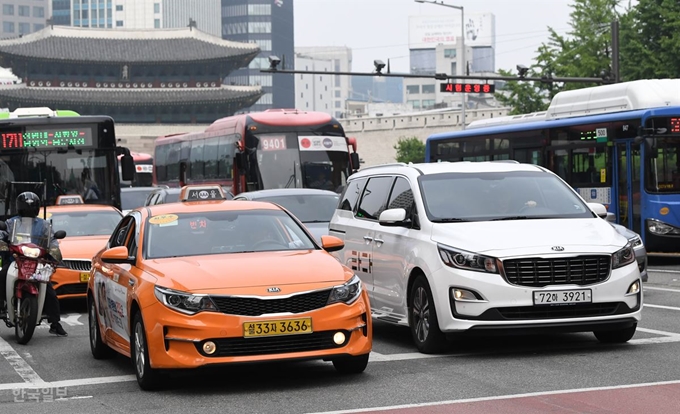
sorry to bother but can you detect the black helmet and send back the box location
[16,192,41,218]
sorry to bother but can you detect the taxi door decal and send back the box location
[94,272,111,330]
[106,278,130,342]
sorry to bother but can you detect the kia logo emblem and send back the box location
[551,246,565,251]
[267,287,281,293]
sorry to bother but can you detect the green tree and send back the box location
[619,0,680,81]
[495,0,623,113]
[393,136,425,163]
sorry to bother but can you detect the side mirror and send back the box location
[350,152,360,171]
[320,235,344,252]
[54,230,67,240]
[234,152,247,172]
[605,212,616,223]
[101,246,131,264]
[0,221,6,231]
[379,208,407,226]
[587,202,608,219]
[120,154,135,182]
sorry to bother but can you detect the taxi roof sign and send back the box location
[56,195,84,205]
[179,185,226,202]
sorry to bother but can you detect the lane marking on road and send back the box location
[303,379,680,414]
[0,335,47,387]
[644,286,680,293]
[636,327,680,337]
[648,269,680,274]
[0,375,137,391]
[644,303,680,312]
[56,396,94,402]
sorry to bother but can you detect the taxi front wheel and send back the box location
[88,296,114,359]
[131,312,164,391]
[332,353,369,374]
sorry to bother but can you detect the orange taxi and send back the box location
[47,196,123,299]
[86,185,372,390]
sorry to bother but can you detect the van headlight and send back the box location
[328,275,362,305]
[154,286,218,315]
[438,244,499,274]
[612,242,635,269]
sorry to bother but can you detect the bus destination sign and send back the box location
[0,127,94,150]
[440,83,495,94]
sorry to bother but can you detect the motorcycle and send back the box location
[0,218,66,344]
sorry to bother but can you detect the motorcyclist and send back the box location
[0,192,67,336]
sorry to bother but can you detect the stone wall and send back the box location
[115,107,510,166]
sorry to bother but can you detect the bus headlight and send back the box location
[647,219,680,235]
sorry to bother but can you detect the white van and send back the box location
[329,161,642,353]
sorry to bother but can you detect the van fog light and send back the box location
[333,332,346,345]
[203,341,216,355]
[627,281,640,295]
[452,288,478,301]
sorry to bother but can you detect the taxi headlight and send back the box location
[154,286,218,315]
[328,275,362,305]
[438,244,499,274]
[612,242,636,269]
[20,246,41,258]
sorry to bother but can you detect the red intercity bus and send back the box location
[119,151,153,187]
[153,109,360,195]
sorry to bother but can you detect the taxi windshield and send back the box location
[50,211,123,237]
[144,209,317,259]
[419,171,594,221]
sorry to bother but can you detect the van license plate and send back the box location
[533,289,591,305]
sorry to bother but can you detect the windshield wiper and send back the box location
[491,216,547,221]
[431,218,469,223]
[303,220,329,223]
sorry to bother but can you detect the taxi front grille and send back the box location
[210,289,332,316]
[503,256,611,287]
[54,283,88,296]
[63,260,92,272]
[198,330,348,357]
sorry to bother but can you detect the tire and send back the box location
[409,275,448,354]
[594,323,637,344]
[332,353,369,374]
[131,312,163,391]
[15,295,38,345]
[88,295,115,359]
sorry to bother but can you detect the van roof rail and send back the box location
[357,162,410,172]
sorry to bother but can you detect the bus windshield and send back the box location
[646,137,680,194]
[250,133,349,192]
[0,116,123,216]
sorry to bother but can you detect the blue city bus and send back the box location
[425,79,680,255]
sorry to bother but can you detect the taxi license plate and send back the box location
[80,272,90,283]
[533,289,592,305]
[243,318,312,338]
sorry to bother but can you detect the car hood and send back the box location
[59,236,110,260]
[431,218,628,258]
[144,249,349,292]
[302,222,330,243]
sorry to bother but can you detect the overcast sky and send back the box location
[294,0,635,74]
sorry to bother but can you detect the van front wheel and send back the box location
[409,275,448,354]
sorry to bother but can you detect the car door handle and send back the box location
[363,236,373,242]
[128,279,135,287]
[374,238,384,244]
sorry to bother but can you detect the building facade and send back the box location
[294,52,333,115]
[295,46,351,119]
[162,0,220,37]
[222,0,295,112]
[0,0,48,38]
[0,25,262,123]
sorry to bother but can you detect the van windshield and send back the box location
[419,171,595,222]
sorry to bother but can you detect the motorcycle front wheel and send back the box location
[15,295,38,345]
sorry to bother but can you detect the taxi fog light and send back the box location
[328,275,362,305]
[154,286,218,315]
[203,341,217,355]
[333,332,346,345]
[627,280,641,295]
[452,288,479,301]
